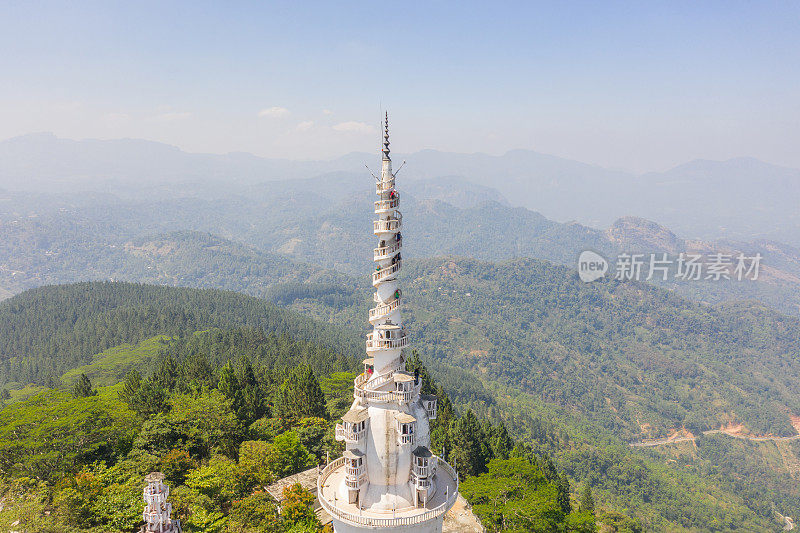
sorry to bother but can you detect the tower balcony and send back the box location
[373,213,402,234]
[420,394,438,420]
[343,450,367,490]
[374,240,402,261]
[352,370,421,405]
[376,177,395,194]
[143,482,169,503]
[365,327,408,351]
[372,260,402,286]
[412,447,438,480]
[335,407,368,443]
[397,412,417,446]
[369,297,401,323]
[374,196,400,213]
[144,509,174,531]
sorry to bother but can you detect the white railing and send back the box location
[346,464,365,478]
[422,398,438,420]
[318,455,459,528]
[369,298,401,321]
[372,261,402,285]
[399,433,415,445]
[366,328,408,350]
[375,197,400,212]
[437,459,459,487]
[356,370,397,390]
[335,424,365,443]
[374,241,402,261]
[345,474,366,490]
[376,178,395,194]
[373,214,402,234]
[353,374,420,405]
[412,477,432,489]
[413,462,437,479]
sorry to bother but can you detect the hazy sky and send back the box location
[1,1,798,172]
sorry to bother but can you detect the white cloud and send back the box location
[332,121,374,134]
[322,109,332,115]
[258,106,290,118]
[295,120,314,131]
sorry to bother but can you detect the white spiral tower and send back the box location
[317,114,458,533]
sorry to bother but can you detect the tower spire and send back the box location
[382,111,391,161]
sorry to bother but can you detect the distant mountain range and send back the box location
[2,133,798,246]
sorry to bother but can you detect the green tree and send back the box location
[159,448,197,486]
[118,370,142,404]
[238,440,276,490]
[489,422,513,461]
[281,483,320,531]
[218,362,243,412]
[185,455,242,508]
[226,491,281,532]
[169,390,243,459]
[405,350,436,394]
[580,484,595,513]
[557,472,572,514]
[274,365,327,421]
[133,413,183,455]
[271,431,315,478]
[128,378,169,417]
[450,410,488,478]
[71,374,96,398]
[461,457,569,532]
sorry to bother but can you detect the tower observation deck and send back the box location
[317,114,458,533]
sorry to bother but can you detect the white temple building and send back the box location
[317,115,458,532]
[141,472,181,533]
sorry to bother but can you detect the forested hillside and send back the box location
[274,256,800,439]
[0,282,361,386]
[2,281,800,530]
[0,287,598,532]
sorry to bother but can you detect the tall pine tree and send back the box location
[71,373,96,397]
[274,364,327,421]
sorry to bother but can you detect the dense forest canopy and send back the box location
[1,274,799,530]
[0,298,599,531]
[0,282,361,386]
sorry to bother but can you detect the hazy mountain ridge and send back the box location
[2,133,798,245]
[2,175,800,315]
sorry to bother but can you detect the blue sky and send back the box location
[1,1,798,172]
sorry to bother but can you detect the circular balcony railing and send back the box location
[375,196,400,212]
[372,261,402,286]
[374,241,402,261]
[373,213,402,234]
[318,456,459,528]
[369,297,401,322]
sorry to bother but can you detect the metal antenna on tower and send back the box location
[365,164,379,181]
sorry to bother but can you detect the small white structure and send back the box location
[141,472,181,533]
[318,115,458,533]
